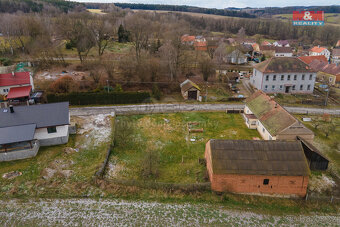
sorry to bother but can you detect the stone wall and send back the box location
[0,141,40,162]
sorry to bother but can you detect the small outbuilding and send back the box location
[180,79,201,101]
[205,139,309,197]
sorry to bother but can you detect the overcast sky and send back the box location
[75,0,339,9]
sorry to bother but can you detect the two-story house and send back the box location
[250,57,317,94]
[309,46,330,60]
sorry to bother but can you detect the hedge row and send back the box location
[47,92,151,105]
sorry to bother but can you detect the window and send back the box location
[273,75,276,81]
[3,89,8,92]
[47,126,57,134]
[307,85,311,90]
[279,85,283,90]
[263,179,269,185]
[262,128,265,133]
[287,75,291,80]
[302,74,305,80]
[265,75,269,81]
[292,85,296,90]
[264,85,268,91]
[281,75,284,80]
[309,74,313,80]
[300,85,303,90]
[272,85,275,90]
[294,75,297,80]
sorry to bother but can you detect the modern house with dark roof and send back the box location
[243,91,314,142]
[180,79,201,101]
[0,102,70,161]
[205,139,309,197]
[250,57,317,94]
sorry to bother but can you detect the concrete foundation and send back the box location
[0,140,40,162]
[39,134,69,146]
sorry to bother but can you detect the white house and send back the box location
[273,40,290,47]
[250,57,317,94]
[0,71,34,96]
[309,46,330,61]
[243,90,314,142]
[223,49,247,65]
[0,102,71,161]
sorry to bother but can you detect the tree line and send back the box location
[113,3,256,18]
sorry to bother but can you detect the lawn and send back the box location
[297,115,340,176]
[108,112,260,183]
[0,116,114,198]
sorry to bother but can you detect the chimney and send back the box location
[275,103,278,108]
[9,105,14,113]
[11,71,14,77]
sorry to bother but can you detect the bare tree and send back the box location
[90,18,113,56]
[125,14,150,63]
[159,41,177,81]
[199,58,215,81]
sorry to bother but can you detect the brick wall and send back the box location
[205,141,308,197]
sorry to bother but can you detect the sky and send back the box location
[75,0,339,9]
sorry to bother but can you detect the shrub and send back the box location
[47,91,151,105]
[152,84,162,100]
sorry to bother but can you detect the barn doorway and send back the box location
[188,90,198,100]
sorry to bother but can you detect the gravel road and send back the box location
[0,199,339,226]
[69,103,340,116]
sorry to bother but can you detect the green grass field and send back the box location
[0,118,113,198]
[109,112,260,183]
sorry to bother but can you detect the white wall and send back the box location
[251,70,316,94]
[309,49,330,60]
[275,53,293,57]
[257,120,276,140]
[34,125,69,140]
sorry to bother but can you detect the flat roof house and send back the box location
[205,139,309,197]
[243,91,314,142]
[0,102,70,161]
[250,57,317,94]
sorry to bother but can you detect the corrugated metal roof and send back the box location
[208,139,309,176]
[7,86,32,99]
[0,124,36,145]
[0,102,69,128]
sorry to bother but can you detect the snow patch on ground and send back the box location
[0,199,339,226]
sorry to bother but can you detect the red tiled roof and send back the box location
[0,72,30,87]
[308,60,340,76]
[298,55,328,65]
[194,41,207,47]
[181,35,195,42]
[7,85,32,99]
[310,46,327,53]
[261,41,271,46]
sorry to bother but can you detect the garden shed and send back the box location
[180,79,201,101]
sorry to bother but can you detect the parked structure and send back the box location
[309,46,330,60]
[180,79,201,101]
[0,71,34,96]
[250,57,317,94]
[224,49,248,65]
[243,91,314,142]
[297,137,329,171]
[205,139,309,197]
[0,102,70,161]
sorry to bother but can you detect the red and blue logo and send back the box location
[292,11,324,26]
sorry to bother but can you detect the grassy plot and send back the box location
[297,115,340,176]
[108,112,260,183]
[0,116,114,198]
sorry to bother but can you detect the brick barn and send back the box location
[205,139,309,197]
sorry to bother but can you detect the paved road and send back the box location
[70,103,340,116]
